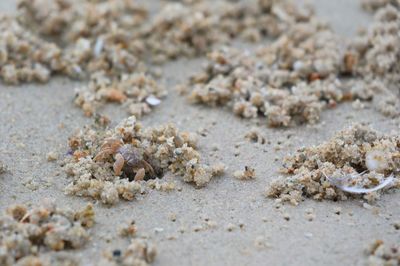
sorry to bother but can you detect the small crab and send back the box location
[94,138,155,181]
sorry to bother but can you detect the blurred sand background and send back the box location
[0,1,399,265]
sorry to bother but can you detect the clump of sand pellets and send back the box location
[0,15,65,85]
[64,116,224,205]
[188,40,345,127]
[0,2,147,84]
[99,220,157,265]
[100,238,157,266]
[17,0,148,78]
[346,3,400,117]
[185,1,399,126]
[361,0,399,12]
[15,0,311,70]
[0,201,94,266]
[364,240,400,266]
[186,9,356,127]
[141,0,312,63]
[256,18,345,81]
[74,71,166,117]
[11,0,315,117]
[354,3,400,85]
[266,124,400,205]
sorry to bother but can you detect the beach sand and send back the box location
[0,1,399,265]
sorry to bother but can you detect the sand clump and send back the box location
[15,0,161,117]
[234,166,256,180]
[349,3,400,117]
[361,0,400,12]
[245,128,266,144]
[0,202,94,266]
[12,0,313,76]
[5,0,314,118]
[2,0,398,122]
[1,0,147,84]
[139,0,313,63]
[187,2,400,125]
[100,220,157,266]
[100,238,157,266]
[64,116,224,205]
[0,16,64,85]
[266,124,400,205]
[187,17,349,127]
[17,0,149,78]
[365,240,400,266]
[74,71,166,117]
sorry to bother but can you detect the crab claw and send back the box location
[113,153,125,176]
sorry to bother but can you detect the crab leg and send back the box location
[134,168,146,181]
[142,160,155,177]
[113,153,125,176]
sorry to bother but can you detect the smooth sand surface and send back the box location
[0,1,399,265]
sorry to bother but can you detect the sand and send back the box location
[0,1,399,265]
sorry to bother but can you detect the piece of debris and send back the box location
[145,95,162,107]
[226,223,236,232]
[0,162,6,174]
[305,208,316,221]
[47,151,59,161]
[324,172,394,194]
[334,207,342,215]
[245,128,266,144]
[283,212,290,221]
[393,221,400,230]
[254,236,270,250]
[118,220,138,238]
[169,213,177,222]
